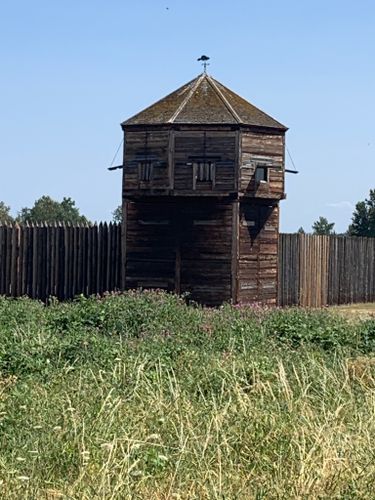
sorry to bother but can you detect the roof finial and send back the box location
[197,55,210,74]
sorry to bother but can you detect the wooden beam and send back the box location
[168,130,175,190]
[121,201,128,290]
[231,200,239,303]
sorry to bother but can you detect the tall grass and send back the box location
[0,291,375,498]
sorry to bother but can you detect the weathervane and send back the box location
[197,55,210,73]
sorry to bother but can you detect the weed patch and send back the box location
[0,292,375,497]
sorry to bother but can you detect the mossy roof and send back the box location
[122,74,287,130]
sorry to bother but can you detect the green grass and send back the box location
[1,292,375,498]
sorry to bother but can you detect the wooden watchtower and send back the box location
[121,73,287,305]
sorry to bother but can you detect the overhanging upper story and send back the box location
[121,73,288,200]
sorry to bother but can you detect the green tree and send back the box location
[17,196,89,224]
[348,189,375,237]
[0,202,14,223]
[312,216,335,235]
[112,205,122,224]
[297,226,305,234]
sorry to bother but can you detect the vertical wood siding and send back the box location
[0,225,374,307]
[240,131,284,198]
[278,234,375,307]
[0,223,122,301]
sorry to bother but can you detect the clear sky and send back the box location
[1,0,374,232]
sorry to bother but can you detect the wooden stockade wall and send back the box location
[0,225,374,306]
[0,223,122,301]
[279,234,375,307]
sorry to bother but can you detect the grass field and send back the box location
[334,302,375,319]
[1,292,375,498]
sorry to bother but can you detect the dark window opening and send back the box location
[255,166,268,183]
[194,162,215,182]
[139,161,153,182]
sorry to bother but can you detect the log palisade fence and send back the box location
[0,224,374,307]
[278,234,375,307]
[0,223,123,301]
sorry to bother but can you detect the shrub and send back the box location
[263,307,355,349]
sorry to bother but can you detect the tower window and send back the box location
[194,162,215,183]
[255,166,268,183]
[138,161,153,182]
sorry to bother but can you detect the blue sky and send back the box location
[1,0,374,232]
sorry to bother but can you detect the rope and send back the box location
[286,147,298,172]
[109,139,124,168]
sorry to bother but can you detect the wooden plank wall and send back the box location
[278,234,375,307]
[179,200,233,305]
[125,199,233,306]
[125,201,176,291]
[124,129,237,195]
[238,202,279,305]
[240,131,284,199]
[0,223,122,301]
[174,131,236,192]
[124,130,170,192]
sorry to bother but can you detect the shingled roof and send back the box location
[122,73,287,130]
